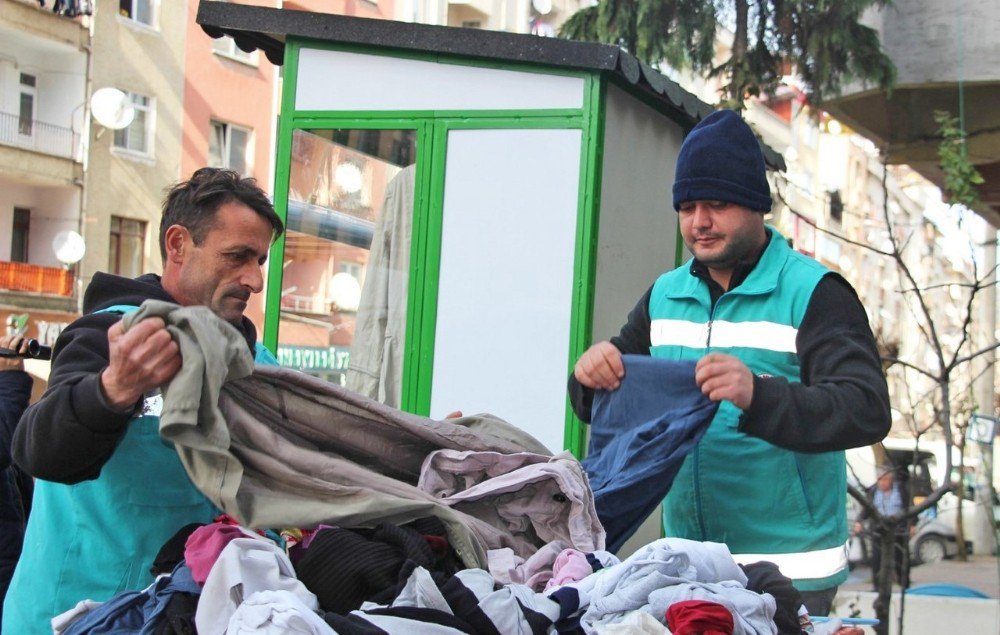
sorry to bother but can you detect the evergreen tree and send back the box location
[560,0,896,108]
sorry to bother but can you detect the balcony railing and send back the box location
[0,111,79,160]
[0,261,74,296]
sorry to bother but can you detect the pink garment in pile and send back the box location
[185,522,261,584]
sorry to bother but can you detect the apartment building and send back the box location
[0,0,88,367]
[79,1,188,303]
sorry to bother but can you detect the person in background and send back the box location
[569,110,891,616]
[3,168,284,634]
[856,467,910,589]
[0,334,33,625]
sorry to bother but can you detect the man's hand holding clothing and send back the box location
[100,317,181,412]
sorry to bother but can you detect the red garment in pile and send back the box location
[665,599,734,635]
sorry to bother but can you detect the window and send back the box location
[18,74,36,137]
[829,190,844,223]
[339,261,364,287]
[212,37,257,65]
[278,128,417,399]
[113,92,152,155]
[11,208,30,263]
[108,216,146,278]
[208,120,252,176]
[119,0,154,26]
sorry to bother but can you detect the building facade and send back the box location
[0,0,89,377]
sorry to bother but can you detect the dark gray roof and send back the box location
[196,1,785,171]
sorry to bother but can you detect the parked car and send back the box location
[849,490,984,567]
[910,508,961,565]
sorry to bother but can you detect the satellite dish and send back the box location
[328,272,361,312]
[90,87,135,130]
[532,0,553,15]
[53,230,86,266]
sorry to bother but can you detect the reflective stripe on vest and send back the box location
[651,318,798,353]
[730,541,850,581]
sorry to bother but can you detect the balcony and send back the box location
[0,111,79,160]
[0,0,89,49]
[0,261,73,296]
[821,0,1000,225]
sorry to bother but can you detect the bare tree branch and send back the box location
[953,340,1000,368]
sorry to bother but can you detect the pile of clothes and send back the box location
[54,516,815,635]
[51,304,852,634]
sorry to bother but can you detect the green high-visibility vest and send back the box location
[651,228,849,591]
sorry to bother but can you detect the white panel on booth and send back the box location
[429,128,582,453]
[296,48,585,112]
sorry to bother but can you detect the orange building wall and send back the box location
[181,0,278,189]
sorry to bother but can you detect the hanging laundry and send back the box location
[583,356,718,552]
[346,164,416,408]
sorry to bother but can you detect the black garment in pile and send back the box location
[295,520,455,614]
[740,561,802,634]
[150,523,205,576]
[323,606,478,634]
[151,592,199,635]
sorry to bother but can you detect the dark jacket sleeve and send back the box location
[568,285,655,422]
[0,371,33,471]
[12,314,137,483]
[738,274,891,453]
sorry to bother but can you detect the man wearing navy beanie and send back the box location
[569,110,890,616]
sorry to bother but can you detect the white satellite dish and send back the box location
[53,230,86,266]
[328,272,362,312]
[90,87,135,130]
[532,0,553,15]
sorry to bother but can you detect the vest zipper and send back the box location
[694,300,719,539]
[693,446,707,539]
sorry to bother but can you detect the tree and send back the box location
[772,111,993,634]
[560,0,896,108]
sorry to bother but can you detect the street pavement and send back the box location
[834,556,999,634]
[841,554,999,598]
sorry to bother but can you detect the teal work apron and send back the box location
[2,306,276,634]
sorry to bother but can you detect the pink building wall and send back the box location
[181,0,277,188]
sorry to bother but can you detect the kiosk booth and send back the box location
[197,2,784,457]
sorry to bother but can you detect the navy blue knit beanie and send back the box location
[672,110,772,212]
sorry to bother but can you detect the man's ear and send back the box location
[163,225,190,263]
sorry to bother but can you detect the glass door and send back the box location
[272,127,417,408]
